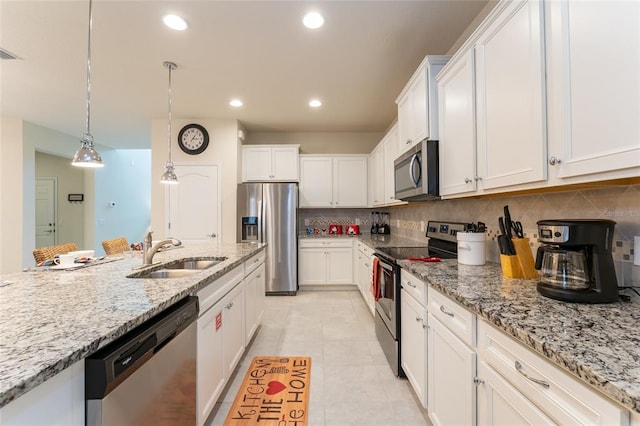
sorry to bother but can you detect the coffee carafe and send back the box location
[371,212,379,234]
[534,219,618,303]
[378,213,391,235]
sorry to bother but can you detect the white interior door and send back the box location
[166,163,220,243]
[35,178,57,247]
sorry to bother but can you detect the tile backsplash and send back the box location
[299,184,640,285]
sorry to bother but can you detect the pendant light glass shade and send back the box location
[72,0,103,168]
[161,61,178,184]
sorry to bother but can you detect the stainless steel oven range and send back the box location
[373,221,469,377]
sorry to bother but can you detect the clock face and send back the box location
[178,124,209,155]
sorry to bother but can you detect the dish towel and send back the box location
[371,256,381,302]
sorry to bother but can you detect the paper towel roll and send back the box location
[635,236,640,266]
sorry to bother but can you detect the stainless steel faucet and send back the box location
[141,231,182,267]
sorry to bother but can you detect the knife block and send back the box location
[500,238,538,279]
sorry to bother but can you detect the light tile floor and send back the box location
[206,289,430,426]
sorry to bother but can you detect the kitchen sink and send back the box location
[163,258,226,270]
[127,257,227,279]
[138,269,201,279]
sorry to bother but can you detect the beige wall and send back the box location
[0,118,24,273]
[246,132,382,155]
[151,118,240,244]
[35,152,85,248]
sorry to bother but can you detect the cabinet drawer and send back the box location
[427,287,476,347]
[245,250,265,276]
[477,320,628,425]
[198,265,243,313]
[299,238,353,248]
[401,269,426,308]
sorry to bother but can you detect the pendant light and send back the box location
[72,0,104,168]
[160,61,178,184]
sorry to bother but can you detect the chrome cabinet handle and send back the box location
[548,157,561,166]
[415,316,422,322]
[406,139,412,144]
[464,177,472,184]
[439,305,454,317]
[474,176,482,181]
[515,361,550,388]
[406,281,417,288]
[208,233,217,238]
[474,377,485,385]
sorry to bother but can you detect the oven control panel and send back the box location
[426,221,470,243]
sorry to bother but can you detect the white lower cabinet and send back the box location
[400,284,427,408]
[355,241,375,315]
[244,251,266,344]
[299,239,353,287]
[476,320,629,425]
[477,359,553,425]
[428,312,477,426]
[196,264,249,426]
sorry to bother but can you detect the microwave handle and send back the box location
[409,154,421,187]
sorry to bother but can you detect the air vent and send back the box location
[0,48,20,60]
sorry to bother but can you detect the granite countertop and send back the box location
[397,258,640,414]
[0,242,266,408]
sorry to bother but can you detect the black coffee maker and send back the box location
[534,219,618,303]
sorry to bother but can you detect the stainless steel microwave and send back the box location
[394,139,439,201]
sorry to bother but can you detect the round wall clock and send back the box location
[178,123,209,155]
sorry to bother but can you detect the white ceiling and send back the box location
[1,1,490,150]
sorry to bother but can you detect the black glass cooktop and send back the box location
[375,246,456,261]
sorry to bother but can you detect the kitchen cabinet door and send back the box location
[476,360,553,425]
[244,262,265,344]
[197,301,225,426]
[397,92,413,149]
[222,283,245,378]
[333,156,368,208]
[438,49,477,196]
[546,0,640,181]
[428,314,476,426]
[271,146,299,181]
[475,0,546,190]
[382,124,406,206]
[242,147,272,181]
[299,247,327,285]
[370,143,385,206]
[299,156,333,207]
[401,288,427,408]
[242,145,299,181]
[325,247,353,284]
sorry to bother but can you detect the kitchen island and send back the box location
[0,242,266,410]
[398,258,640,417]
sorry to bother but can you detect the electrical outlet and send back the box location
[396,219,400,228]
[355,218,360,225]
[304,219,310,226]
[420,221,425,232]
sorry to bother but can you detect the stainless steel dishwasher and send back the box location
[85,296,199,426]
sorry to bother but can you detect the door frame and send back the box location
[35,177,58,246]
[163,161,222,242]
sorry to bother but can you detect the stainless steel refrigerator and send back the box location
[237,183,298,295]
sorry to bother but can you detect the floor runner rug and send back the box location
[224,356,312,425]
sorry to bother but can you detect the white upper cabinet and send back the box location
[474,0,547,190]
[438,0,546,198]
[382,124,406,206]
[370,143,385,206]
[438,49,478,197]
[545,0,640,182]
[299,155,368,208]
[242,144,299,182]
[396,55,451,150]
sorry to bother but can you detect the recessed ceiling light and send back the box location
[303,12,324,29]
[230,99,243,108]
[163,14,188,31]
[309,99,322,108]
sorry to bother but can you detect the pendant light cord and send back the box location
[167,63,173,163]
[85,0,93,138]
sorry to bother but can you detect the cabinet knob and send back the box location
[548,157,561,166]
[473,377,485,386]
[464,177,472,184]
[474,176,482,181]
[415,316,422,322]
[406,139,412,144]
